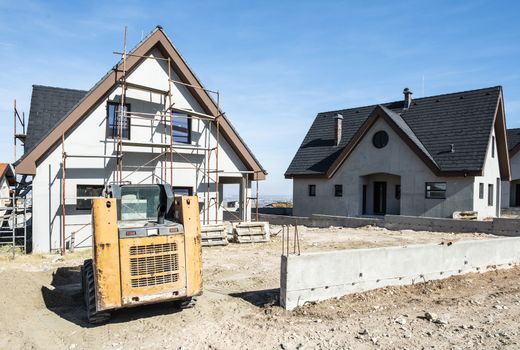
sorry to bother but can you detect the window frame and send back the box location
[76,184,104,211]
[106,102,131,140]
[172,186,193,197]
[395,184,401,200]
[334,184,343,197]
[491,135,495,158]
[308,184,316,197]
[425,182,447,199]
[479,183,484,199]
[488,184,494,206]
[372,130,389,149]
[171,112,192,144]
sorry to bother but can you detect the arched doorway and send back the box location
[360,173,401,215]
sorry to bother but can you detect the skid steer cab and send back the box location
[81,184,202,324]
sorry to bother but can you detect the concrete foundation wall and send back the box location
[281,237,520,310]
[258,213,520,237]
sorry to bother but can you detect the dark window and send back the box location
[76,185,104,210]
[172,186,193,197]
[492,136,495,158]
[395,185,401,200]
[334,184,343,197]
[488,184,493,206]
[425,182,446,199]
[308,184,316,197]
[172,113,191,144]
[106,102,130,139]
[372,130,389,149]
[479,183,484,199]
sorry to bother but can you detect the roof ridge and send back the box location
[317,85,502,116]
[412,85,501,102]
[32,84,88,93]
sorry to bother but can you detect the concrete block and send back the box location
[281,237,520,310]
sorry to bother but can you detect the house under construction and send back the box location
[13,26,266,253]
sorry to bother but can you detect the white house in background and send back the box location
[15,27,266,253]
[502,128,520,208]
[286,87,510,219]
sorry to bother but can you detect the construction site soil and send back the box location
[1,225,519,349]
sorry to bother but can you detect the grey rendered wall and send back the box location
[281,237,520,310]
[503,152,520,208]
[293,118,475,218]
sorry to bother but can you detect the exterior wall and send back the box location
[503,152,520,208]
[31,49,251,253]
[473,129,501,218]
[293,118,476,218]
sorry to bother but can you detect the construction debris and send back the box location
[452,211,478,220]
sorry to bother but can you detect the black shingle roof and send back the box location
[285,86,502,177]
[507,128,520,152]
[25,85,87,153]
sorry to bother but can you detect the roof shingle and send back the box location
[25,85,87,153]
[286,86,502,177]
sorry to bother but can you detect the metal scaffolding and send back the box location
[56,27,261,255]
[1,102,31,258]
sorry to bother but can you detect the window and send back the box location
[308,184,316,197]
[395,185,401,200]
[372,130,389,149]
[492,136,495,158]
[172,113,191,144]
[107,102,130,139]
[76,185,104,210]
[334,184,343,197]
[488,184,493,206]
[172,186,193,197]
[425,182,446,199]
[120,185,161,221]
[479,183,484,199]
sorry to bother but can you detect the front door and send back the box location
[373,182,387,215]
[516,184,520,207]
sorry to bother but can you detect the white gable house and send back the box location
[15,27,266,253]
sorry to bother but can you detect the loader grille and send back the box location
[129,242,177,255]
[129,242,180,288]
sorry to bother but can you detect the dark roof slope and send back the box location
[507,128,520,151]
[286,86,502,177]
[25,85,87,153]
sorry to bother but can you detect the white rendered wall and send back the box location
[293,117,476,218]
[31,49,251,252]
[473,130,501,218]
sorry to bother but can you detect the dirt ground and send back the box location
[1,225,519,349]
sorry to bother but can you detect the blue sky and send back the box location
[1,1,519,196]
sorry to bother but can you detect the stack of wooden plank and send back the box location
[232,222,270,243]
[200,224,229,246]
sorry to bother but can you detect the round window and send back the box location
[372,130,389,149]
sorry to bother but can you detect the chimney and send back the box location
[403,87,413,109]
[334,113,343,146]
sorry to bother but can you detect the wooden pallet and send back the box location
[201,224,229,246]
[232,222,270,243]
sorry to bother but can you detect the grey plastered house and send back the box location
[502,128,520,208]
[286,87,510,219]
